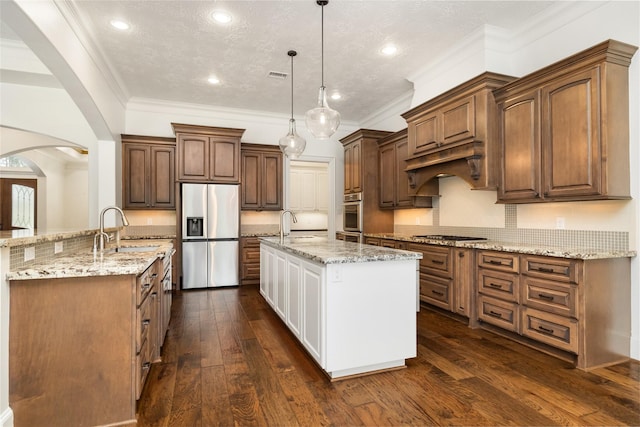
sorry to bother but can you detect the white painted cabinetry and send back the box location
[290,165,328,212]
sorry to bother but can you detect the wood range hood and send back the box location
[401,72,516,196]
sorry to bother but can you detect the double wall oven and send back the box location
[343,192,363,242]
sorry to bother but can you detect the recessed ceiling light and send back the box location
[110,20,130,30]
[380,44,398,56]
[330,92,342,100]
[210,11,232,24]
[207,76,220,85]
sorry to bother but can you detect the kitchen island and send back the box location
[260,236,422,380]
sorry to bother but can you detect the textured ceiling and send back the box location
[4,1,557,123]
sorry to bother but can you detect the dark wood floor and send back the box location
[137,285,640,427]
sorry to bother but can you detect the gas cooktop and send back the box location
[412,235,487,241]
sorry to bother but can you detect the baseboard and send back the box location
[0,406,13,427]
[630,333,640,361]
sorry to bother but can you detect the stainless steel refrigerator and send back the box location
[181,183,240,289]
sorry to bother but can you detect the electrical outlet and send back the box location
[147,217,153,225]
[54,241,64,254]
[24,246,35,261]
[415,217,420,225]
[332,265,342,282]
[556,217,566,229]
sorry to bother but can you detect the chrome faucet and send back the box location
[280,209,298,243]
[97,206,130,252]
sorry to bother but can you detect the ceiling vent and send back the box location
[268,71,288,80]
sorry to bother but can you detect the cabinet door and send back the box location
[542,67,601,198]
[454,248,473,317]
[209,137,240,182]
[286,256,302,338]
[316,171,328,211]
[441,95,476,146]
[275,252,287,320]
[123,144,150,208]
[150,145,175,208]
[410,111,439,155]
[302,261,323,365]
[343,143,353,193]
[261,152,282,210]
[378,143,395,208]
[351,140,362,193]
[498,91,541,202]
[299,171,317,210]
[177,134,209,181]
[241,151,261,209]
[395,138,412,208]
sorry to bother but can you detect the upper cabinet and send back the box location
[377,129,432,209]
[241,143,283,211]
[494,40,637,203]
[401,73,515,192]
[122,134,176,209]
[290,162,328,212]
[172,123,244,183]
[343,137,362,194]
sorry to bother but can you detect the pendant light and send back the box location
[279,50,307,159]
[305,0,340,140]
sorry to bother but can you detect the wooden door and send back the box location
[395,137,412,208]
[0,178,37,230]
[351,140,362,193]
[542,67,601,198]
[177,134,209,181]
[343,143,353,193]
[123,143,150,208]
[150,145,175,208]
[441,95,476,146]
[498,91,542,202]
[378,142,395,208]
[410,110,439,155]
[209,137,240,183]
[261,152,282,210]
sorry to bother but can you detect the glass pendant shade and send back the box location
[305,86,341,140]
[279,118,306,159]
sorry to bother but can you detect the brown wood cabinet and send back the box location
[378,129,432,209]
[9,259,163,427]
[172,123,244,183]
[241,144,283,211]
[476,250,631,370]
[122,135,176,209]
[241,236,261,285]
[401,72,515,192]
[494,40,637,203]
[340,129,394,234]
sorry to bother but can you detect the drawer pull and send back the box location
[535,267,554,273]
[537,325,555,335]
[488,282,502,289]
[430,260,444,265]
[151,273,158,278]
[538,293,555,301]
[142,362,151,371]
[142,319,151,326]
[488,310,502,318]
[431,290,444,296]
[488,260,504,265]
[142,283,151,290]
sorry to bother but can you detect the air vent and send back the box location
[268,71,288,80]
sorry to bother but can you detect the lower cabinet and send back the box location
[241,237,261,285]
[9,258,166,427]
[477,250,631,370]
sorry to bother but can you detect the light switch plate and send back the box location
[54,241,64,254]
[24,246,35,261]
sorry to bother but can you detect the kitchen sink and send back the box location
[107,245,160,253]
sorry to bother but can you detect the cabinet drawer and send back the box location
[241,237,260,249]
[242,247,260,263]
[419,272,452,311]
[521,307,578,354]
[137,292,152,353]
[409,244,452,277]
[477,295,519,333]
[478,269,519,302]
[522,277,577,318]
[477,251,519,273]
[242,263,260,280]
[136,337,152,400]
[137,266,157,306]
[522,255,580,283]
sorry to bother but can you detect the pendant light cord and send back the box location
[290,53,294,119]
[321,3,324,87]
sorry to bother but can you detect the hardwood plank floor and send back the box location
[137,285,640,426]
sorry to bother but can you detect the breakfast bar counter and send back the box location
[260,237,421,380]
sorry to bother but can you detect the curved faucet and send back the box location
[98,206,130,252]
[280,209,298,243]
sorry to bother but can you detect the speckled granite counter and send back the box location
[6,240,174,281]
[364,233,636,260]
[260,236,422,264]
[0,227,123,248]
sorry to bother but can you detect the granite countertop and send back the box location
[260,236,422,264]
[7,239,174,281]
[364,233,636,260]
[0,227,124,248]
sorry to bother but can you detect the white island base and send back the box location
[260,238,419,380]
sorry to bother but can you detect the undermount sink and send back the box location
[107,245,160,253]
